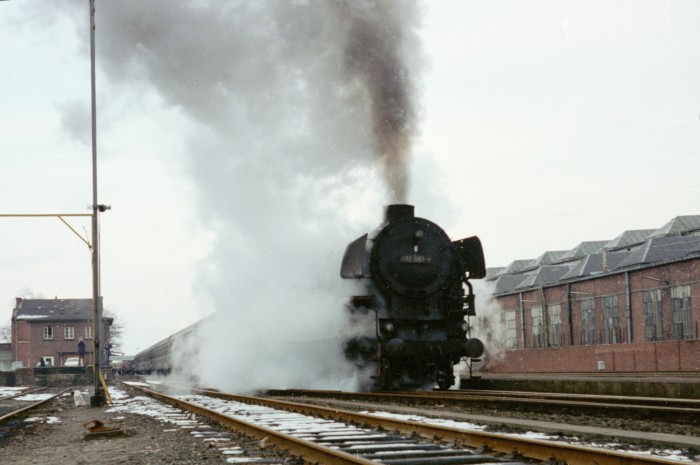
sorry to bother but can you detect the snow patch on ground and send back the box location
[14,393,54,402]
[0,387,29,397]
[107,387,278,462]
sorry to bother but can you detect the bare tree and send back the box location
[0,324,10,343]
[103,308,124,353]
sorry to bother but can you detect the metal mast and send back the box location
[89,0,105,407]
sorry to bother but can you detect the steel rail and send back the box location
[0,387,72,424]
[123,383,378,465]
[193,388,683,465]
[385,388,700,409]
[0,387,47,401]
[267,388,700,418]
[442,389,700,407]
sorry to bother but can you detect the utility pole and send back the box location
[89,0,108,407]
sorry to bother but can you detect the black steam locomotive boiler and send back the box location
[341,204,486,390]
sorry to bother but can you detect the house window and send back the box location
[602,295,621,344]
[670,285,693,340]
[64,327,75,340]
[43,326,53,340]
[581,298,596,345]
[547,304,562,347]
[643,289,663,341]
[531,306,545,348]
[504,310,517,350]
[85,326,93,339]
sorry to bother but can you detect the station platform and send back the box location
[461,371,700,399]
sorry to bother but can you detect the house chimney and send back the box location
[15,297,22,309]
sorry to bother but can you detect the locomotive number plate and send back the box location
[400,255,432,264]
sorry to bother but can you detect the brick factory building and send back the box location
[480,215,700,374]
[10,297,112,368]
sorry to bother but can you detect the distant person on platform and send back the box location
[78,338,86,366]
[39,357,45,368]
[104,340,112,366]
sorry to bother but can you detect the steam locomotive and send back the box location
[341,204,486,390]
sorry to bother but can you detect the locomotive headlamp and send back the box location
[460,321,469,333]
[413,230,424,252]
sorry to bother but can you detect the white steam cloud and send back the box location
[450,280,505,383]
[42,1,425,391]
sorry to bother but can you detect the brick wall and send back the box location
[487,257,700,374]
[483,339,700,373]
[12,320,107,368]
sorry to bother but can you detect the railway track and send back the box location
[406,388,700,409]
[122,382,684,465]
[0,387,72,429]
[265,388,700,423]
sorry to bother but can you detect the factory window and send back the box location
[547,304,562,347]
[670,285,693,340]
[64,327,75,340]
[531,306,545,348]
[43,326,53,340]
[602,295,621,344]
[85,326,93,339]
[504,310,517,349]
[580,298,596,345]
[643,289,663,341]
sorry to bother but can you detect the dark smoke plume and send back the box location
[338,1,420,202]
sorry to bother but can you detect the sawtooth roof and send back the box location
[558,241,609,261]
[495,260,533,277]
[616,236,700,269]
[492,274,527,294]
[491,213,700,295]
[604,230,655,251]
[485,267,504,281]
[515,265,571,289]
[650,215,700,238]
[560,251,631,280]
[523,251,568,271]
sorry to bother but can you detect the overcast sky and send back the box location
[1,1,698,356]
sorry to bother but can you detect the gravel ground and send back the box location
[0,385,300,465]
[3,383,696,464]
